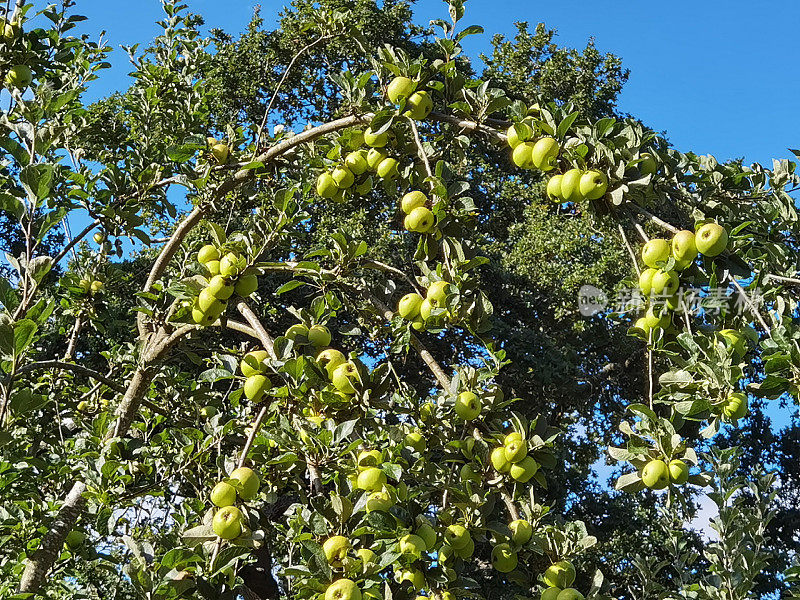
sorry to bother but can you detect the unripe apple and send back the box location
[531,137,559,171]
[205,260,221,276]
[387,76,416,103]
[332,361,359,394]
[427,280,449,306]
[556,589,584,600]
[510,456,539,482]
[491,543,518,573]
[405,91,433,120]
[444,524,470,549]
[364,127,389,148]
[220,252,243,278]
[438,544,456,565]
[411,316,425,331]
[285,323,309,342]
[642,459,669,489]
[207,275,234,300]
[399,534,426,558]
[669,459,689,484]
[671,230,697,264]
[235,274,259,297]
[366,147,388,170]
[345,150,369,175]
[506,122,532,148]
[404,206,434,233]
[639,268,657,296]
[644,306,670,330]
[546,174,563,201]
[332,166,355,189]
[723,392,748,421]
[641,239,670,268]
[376,157,399,179]
[198,244,220,264]
[512,142,536,169]
[454,391,481,420]
[366,490,394,512]
[415,522,437,550]
[356,547,376,567]
[230,466,260,499]
[650,270,679,296]
[323,535,351,566]
[639,152,658,175]
[455,536,475,558]
[65,530,87,549]
[541,588,562,600]
[718,329,747,358]
[210,481,237,507]
[401,191,427,214]
[317,348,346,378]
[544,561,576,588]
[317,172,339,198]
[398,292,424,319]
[357,466,387,491]
[93,232,106,244]
[90,280,104,293]
[308,324,332,347]
[244,374,271,402]
[398,568,426,590]
[504,439,527,463]
[509,519,533,545]
[505,431,523,445]
[579,169,608,200]
[241,350,269,377]
[200,405,217,418]
[198,288,224,313]
[6,64,32,89]
[560,169,585,203]
[77,400,89,412]
[325,578,361,600]
[2,19,21,41]
[634,317,648,332]
[404,431,426,452]
[695,223,728,257]
[212,505,243,539]
[491,446,511,472]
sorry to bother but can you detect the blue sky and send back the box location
[73,0,800,168]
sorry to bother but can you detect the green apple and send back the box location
[230,467,260,499]
[544,561,576,588]
[404,206,434,233]
[531,137,559,171]
[454,391,481,420]
[639,268,657,296]
[357,449,382,470]
[504,431,523,445]
[285,323,309,342]
[671,230,697,264]
[308,324,332,347]
[332,361,360,394]
[244,374,270,402]
[512,142,536,169]
[356,547,376,567]
[241,350,268,376]
[510,456,539,482]
[357,466,387,492]
[376,157,400,179]
[235,274,259,297]
[415,522,437,550]
[366,147,388,170]
[404,431,426,452]
[399,534,426,558]
[719,329,747,358]
[207,275,234,300]
[546,174,564,201]
[317,172,338,198]
[455,536,474,558]
[323,535,351,566]
[491,543,518,573]
[401,191,427,214]
[695,223,728,257]
[723,392,748,421]
[90,280,104,293]
[317,348,346,378]
[211,142,230,164]
[93,232,106,244]
[332,166,355,189]
[200,405,217,418]
[650,270,679,296]
[325,578,361,600]
[212,505,243,539]
[398,292,424,319]
[6,64,32,89]
[669,459,689,484]
[220,252,243,278]
[366,490,394,512]
[65,530,87,549]
[504,439,527,463]
[438,544,456,565]
[444,524,470,550]
[639,152,658,175]
[405,91,433,120]
[211,481,237,507]
[509,519,532,545]
[387,76,416,103]
[556,589,584,600]
[398,568,425,590]
[364,127,389,148]
[198,288,224,313]
[541,588,562,600]
[506,122,532,148]
[204,260,221,276]
[1,19,21,41]
[579,170,608,200]
[641,239,670,268]
[642,459,669,489]
[427,280,449,306]
[634,317,648,332]
[345,150,369,175]
[560,169,584,203]
[644,306,670,330]
[491,446,511,473]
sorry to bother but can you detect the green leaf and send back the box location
[20,164,54,202]
[0,193,25,220]
[13,319,37,356]
[276,280,305,295]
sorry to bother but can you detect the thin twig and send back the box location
[618,223,641,277]
[627,203,680,234]
[766,273,800,286]
[408,118,434,182]
[238,405,269,470]
[14,360,125,394]
[728,276,771,333]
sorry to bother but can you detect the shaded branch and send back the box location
[15,360,125,394]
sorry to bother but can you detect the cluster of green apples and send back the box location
[539,561,584,600]
[489,431,540,483]
[640,457,690,490]
[206,137,231,165]
[385,76,434,121]
[209,466,260,540]
[634,223,728,335]
[396,280,459,331]
[506,117,560,172]
[239,350,272,402]
[400,190,435,234]
[546,169,608,203]
[192,244,259,326]
[713,391,749,423]
[78,277,104,296]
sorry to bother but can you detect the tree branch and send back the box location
[235,300,276,359]
[626,203,680,234]
[15,360,125,394]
